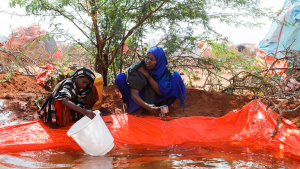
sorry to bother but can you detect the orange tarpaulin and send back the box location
[5,24,63,59]
[251,49,289,79]
[1,100,300,157]
[35,64,56,87]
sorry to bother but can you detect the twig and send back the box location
[269,108,283,139]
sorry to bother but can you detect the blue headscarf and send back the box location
[146,47,186,111]
[147,47,168,80]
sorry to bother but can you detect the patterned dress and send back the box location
[39,66,99,127]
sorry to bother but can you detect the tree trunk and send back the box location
[95,55,108,86]
[94,46,109,86]
[95,52,105,84]
[113,59,117,79]
[103,53,109,86]
[103,68,108,86]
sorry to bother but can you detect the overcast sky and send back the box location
[0,0,283,46]
[212,0,284,45]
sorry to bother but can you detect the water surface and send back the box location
[0,142,299,168]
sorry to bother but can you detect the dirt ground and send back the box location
[1,73,300,128]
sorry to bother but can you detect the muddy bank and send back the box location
[101,86,300,127]
[0,74,300,128]
[100,85,254,118]
[0,74,49,122]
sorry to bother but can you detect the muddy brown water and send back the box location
[1,142,300,168]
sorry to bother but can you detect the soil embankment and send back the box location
[100,84,254,118]
[1,74,300,128]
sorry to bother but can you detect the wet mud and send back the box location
[1,74,300,128]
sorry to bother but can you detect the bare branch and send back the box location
[38,0,96,46]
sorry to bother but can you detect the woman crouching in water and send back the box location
[38,66,99,128]
[115,46,186,116]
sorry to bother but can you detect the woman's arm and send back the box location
[137,66,162,96]
[130,88,160,114]
[62,99,96,119]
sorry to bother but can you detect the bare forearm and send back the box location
[131,92,150,109]
[62,99,95,119]
[62,99,85,115]
[147,76,162,96]
[130,88,160,114]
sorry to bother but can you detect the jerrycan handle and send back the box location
[93,110,101,116]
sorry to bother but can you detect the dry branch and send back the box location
[175,40,300,138]
[228,41,300,138]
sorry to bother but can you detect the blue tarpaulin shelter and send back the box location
[259,0,300,59]
[0,35,7,44]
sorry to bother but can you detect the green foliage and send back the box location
[7,0,273,86]
[5,69,15,81]
[183,67,194,88]
[1,53,23,82]
[35,95,44,109]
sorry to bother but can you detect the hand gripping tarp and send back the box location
[0,100,300,157]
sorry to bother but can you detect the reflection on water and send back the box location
[0,142,299,168]
[73,156,114,169]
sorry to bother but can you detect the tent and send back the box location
[0,35,7,47]
[259,0,300,59]
[197,40,239,58]
[250,0,300,76]
[5,24,62,59]
[0,35,7,44]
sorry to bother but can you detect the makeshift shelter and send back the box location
[5,24,62,64]
[197,39,239,58]
[252,0,300,74]
[0,35,7,44]
[259,0,300,59]
[237,43,257,59]
[0,35,7,47]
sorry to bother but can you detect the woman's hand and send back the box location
[137,66,149,77]
[83,109,96,119]
[146,104,160,114]
[130,88,160,115]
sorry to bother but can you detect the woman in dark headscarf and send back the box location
[39,66,99,128]
[115,46,186,116]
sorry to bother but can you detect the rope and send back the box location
[275,13,286,57]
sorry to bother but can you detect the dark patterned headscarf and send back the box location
[39,66,96,123]
[57,66,96,99]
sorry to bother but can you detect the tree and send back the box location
[8,0,272,86]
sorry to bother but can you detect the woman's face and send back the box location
[75,76,92,90]
[145,52,156,70]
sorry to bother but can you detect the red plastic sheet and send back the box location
[1,100,300,157]
[251,49,289,79]
[5,24,63,59]
[35,64,56,87]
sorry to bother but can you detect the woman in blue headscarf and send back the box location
[115,46,186,116]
